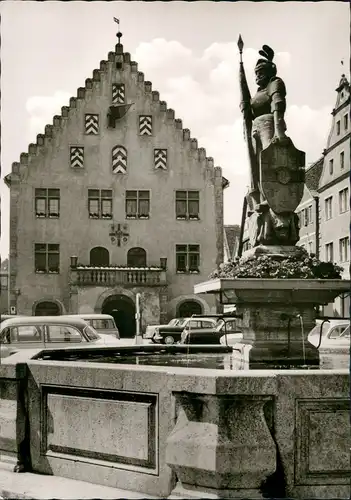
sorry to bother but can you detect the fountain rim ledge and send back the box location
[194,278,351,295]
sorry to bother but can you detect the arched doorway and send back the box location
[90,247,110,267]
[101,294,136,338]
[178,300,202,318]
[127,247,147,267]
[35,301,60,316]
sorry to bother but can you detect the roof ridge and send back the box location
[11,42,221,175]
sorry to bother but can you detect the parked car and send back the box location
[308,319,350,351]
[143,318,181,341]
[66,314,120,339]
[181,319,243,345]
[0,314,23,324]
[152,317,218,345]
[0,315,120,359]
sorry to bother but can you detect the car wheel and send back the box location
[164,335,175,345]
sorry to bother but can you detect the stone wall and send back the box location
[1,351,349,499]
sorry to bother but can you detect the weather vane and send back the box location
[114,17,122,43]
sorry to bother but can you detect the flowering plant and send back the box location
[209,248,343,280]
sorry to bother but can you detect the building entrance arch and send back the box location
[101,294,136,338]
[34,301,61,316]
[177,300,203,318]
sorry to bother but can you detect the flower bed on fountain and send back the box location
[209,248,343,280]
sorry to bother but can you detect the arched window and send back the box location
[178,300,202,318]
[112,145,127,174]
[35,301,60,316]
[127,247,147,267]
[90,247,110,267]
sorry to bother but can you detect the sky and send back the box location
[0,1,349,259]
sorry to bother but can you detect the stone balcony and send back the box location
[69,266,167,287]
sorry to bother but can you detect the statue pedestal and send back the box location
[241,244,305,261]
[194,278,350,369]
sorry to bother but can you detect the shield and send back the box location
[260,141,305,214]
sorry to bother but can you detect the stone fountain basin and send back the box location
[194,278,350,304]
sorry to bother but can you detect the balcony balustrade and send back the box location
[70,266,167,287]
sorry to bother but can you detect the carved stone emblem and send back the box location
[109,223,129,247]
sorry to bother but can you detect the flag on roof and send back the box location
[114,17,119,24]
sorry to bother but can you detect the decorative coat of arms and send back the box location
[109,223,129,247]
[260,142,305,214]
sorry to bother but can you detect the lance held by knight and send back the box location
[238,37,288,211]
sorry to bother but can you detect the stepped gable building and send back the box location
[296,157,324,257]
[5,35,229,336]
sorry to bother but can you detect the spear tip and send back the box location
[237,34,244,52]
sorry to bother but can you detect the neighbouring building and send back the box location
[4,35,228,336]
[318,74,350,317]
[223,224,240,262]
[296,158,324,257]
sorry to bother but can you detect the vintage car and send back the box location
[180,319,243,345]
[152,317,218,345]
[308,319,350,351]
[143,318,181,341]
[66,314,120,338]
[0,315,120,359]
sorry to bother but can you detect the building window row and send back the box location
[35,244,60,274]
[336,114,349,135]
[298,205,313,227]
[325,237,349,263]
[83,112,153,137]
[328,151,345,175]
[33,243,201,274]
[70,146,167,171]
[35,189,200,220]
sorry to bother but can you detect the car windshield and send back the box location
[90,319,115,329]
[176,318,188,327]
[168,319,180,326]
[309,323,332,337]
[83,325,100,341]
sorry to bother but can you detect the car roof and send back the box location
[66,314,114,320]
[316,319,349,325]
[0,315,89,330]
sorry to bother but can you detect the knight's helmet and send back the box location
[255,45,277,78]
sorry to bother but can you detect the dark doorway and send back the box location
[90,247,110,267]
[101,295,136,338]
[35,301,60,316]
[178,300,202,318]
[127,247,147,267]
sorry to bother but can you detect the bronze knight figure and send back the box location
[238,36,305,248]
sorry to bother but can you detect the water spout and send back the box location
[297,315,306,365]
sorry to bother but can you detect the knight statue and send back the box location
[238,36,305,248]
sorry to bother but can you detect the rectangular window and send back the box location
[35,188,60,218]
[339,187,349,213]
[308,205,313,225]
[339,237,349,262]
[112,84,125,105]
[175,190,200,220]
[35,243,60,273]
[336,120,341,135]
[125,190,150,219]
[344,114,348,131]
[340,151,345,169]
[0,275,8,290]
[325,242,334,263]
[176,244,200,273]
[70,146,84,168]
[85,114,99,135]
[329,159,334,175]
[88,189,113,219]
[325,196,333,220]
